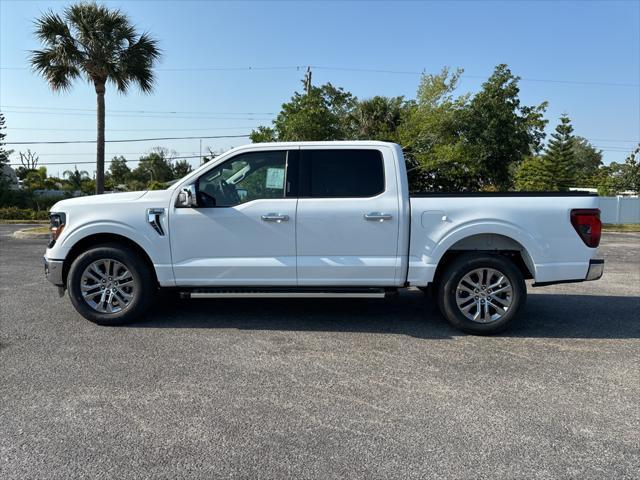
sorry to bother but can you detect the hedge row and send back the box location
[0,207,50,220]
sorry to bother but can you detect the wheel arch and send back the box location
[61,233,158,287]
[431,232,536,291]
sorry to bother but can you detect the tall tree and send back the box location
[0,112,10,183]
[351,96,406,142]
[572,136,603,185]
[397,67,479,192]
[621,144,640,192]
[64,166,90,190]
[132,148,174,183]
[172,159,193,178]
[463,64,548,190]
[19,149,40,170]
[201,147,221,163]
[252,79,356,142]
[249,126,277,143]
[514,156,554,191]
[108,156,131,184]
[601,144,640,194]
[30,2,161,194]
[543,114,577,190]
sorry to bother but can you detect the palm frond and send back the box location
[30,49,81,91]
[33,11,70,44]
[66,2,107,45]
[116,32,161,93]
[31,2,160,93]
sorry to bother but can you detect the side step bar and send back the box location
[181,288,388,299]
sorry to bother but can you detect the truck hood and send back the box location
[50,191,149,211]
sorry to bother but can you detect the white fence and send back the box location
[599,197,640,224]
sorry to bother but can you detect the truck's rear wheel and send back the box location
[437,253,526,335]
[67,244,155,325]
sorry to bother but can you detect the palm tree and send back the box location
[30,2,161,194]
[64,166,90,191]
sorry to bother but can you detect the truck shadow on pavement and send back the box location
[135,291,640,339]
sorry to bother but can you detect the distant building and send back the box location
[33,189,68,198]
[569,187,598,194]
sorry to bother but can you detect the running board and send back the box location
[181,288,388,299]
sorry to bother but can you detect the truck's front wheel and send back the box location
[437,254,526,335]
[67,244,155,325]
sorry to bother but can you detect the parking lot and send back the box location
[1,224,638,479]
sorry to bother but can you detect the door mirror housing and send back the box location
[176,184,198,208]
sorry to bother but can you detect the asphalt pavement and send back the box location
[1,224,638,479]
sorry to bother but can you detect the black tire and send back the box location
[437,253,526,335]
[67,243,155,325]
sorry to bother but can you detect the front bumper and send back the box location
[43,256,64,287]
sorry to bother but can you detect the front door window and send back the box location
[197,151,287,207]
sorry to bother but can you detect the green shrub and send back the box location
[0,207,50,220]
[0,187,66,210]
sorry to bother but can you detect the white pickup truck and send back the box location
[44,141,604,334]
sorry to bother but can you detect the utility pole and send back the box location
[304,66,312,94]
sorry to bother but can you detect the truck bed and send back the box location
[405,193,600,286]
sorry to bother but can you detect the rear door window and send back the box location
[300,149,385,198]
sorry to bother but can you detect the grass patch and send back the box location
[602,224,640,232]
[21,226,50,234]
[0,219,48,224]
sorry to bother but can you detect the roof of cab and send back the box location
[228,140,398,151]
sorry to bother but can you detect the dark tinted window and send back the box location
[302,149,385,198]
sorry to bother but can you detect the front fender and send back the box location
[46,220,175,287]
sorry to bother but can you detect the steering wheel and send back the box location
[220,179,240,205]
[198,189,216,207]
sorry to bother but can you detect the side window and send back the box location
[197,151,287,207]
[302,149,385,198]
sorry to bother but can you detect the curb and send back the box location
[13,228,50,239]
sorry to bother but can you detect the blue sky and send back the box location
[1,0,639,177]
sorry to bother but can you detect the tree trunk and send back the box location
[95,81,106,194]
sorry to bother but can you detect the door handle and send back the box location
[364,212,393,222]
[261,213,289,223]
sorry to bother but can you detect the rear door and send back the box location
[296,146,401,286]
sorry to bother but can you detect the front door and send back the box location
[296,147,401,286]
[170,149,298,286]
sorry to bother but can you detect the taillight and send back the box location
[570,209,601,248]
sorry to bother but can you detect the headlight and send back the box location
[49,212,66,245]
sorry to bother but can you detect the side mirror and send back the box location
[176,184,198,208]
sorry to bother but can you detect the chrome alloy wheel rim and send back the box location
[80,259,135,314]
[455,268,513,323]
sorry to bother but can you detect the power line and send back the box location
[8,155,206,166]
[19,151,176,156]
[588,138,640,143]
[1,64,637,87]
[6,126,259,132]
[5,134,251,145]
[0,105,276,115]
[5,134,636,149]
[311,66,640,88]
[1,110,272,120]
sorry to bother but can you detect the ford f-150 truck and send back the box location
[44,141,604,334]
